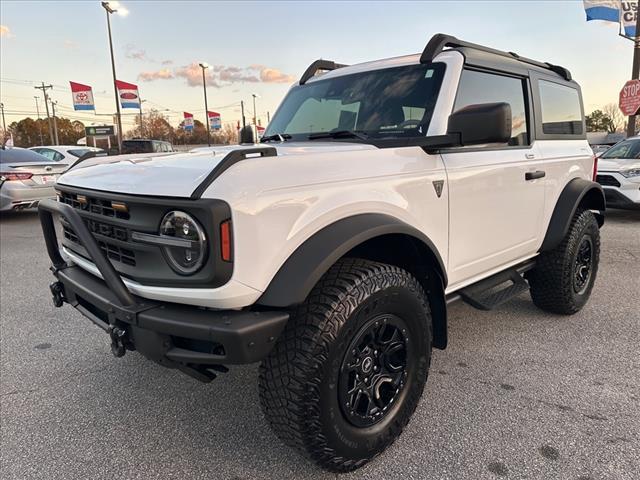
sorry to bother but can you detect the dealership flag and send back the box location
[115,80,140,109]
[208,111,221,130]
[583,0,621,23]
[69,81,95,111]
[621,1,638,37]
[183,112,194,131]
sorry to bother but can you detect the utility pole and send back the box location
[0,103,6,134]
[139,98,145,138]
[267,111,270,124]
[240,100,246,128]
[199,62,211,146]
[34,96,44,144]
[102,1,124,153]
[34,83,54,144]
[51,100,60,145]
[627,10,640,137]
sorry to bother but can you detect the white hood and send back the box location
[57,142,376,197]
[598,157,640,172]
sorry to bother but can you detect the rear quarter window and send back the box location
[538,80,583,135]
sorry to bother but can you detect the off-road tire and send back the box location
[258,258,432,472]
[528,208,600,314]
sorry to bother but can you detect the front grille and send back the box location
[59,191,130,220]
[63,224,136,266]
[596,174,621,188]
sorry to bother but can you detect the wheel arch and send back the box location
[540,178,605,252]
[256,213,449,350]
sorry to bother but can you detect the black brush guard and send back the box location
[38,198,289,382]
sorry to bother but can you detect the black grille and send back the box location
[59,191,130,220]
[63,225,136,266]
[596,174,621,188]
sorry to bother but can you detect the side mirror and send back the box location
[447,102,512,146]
[239,125,255,144]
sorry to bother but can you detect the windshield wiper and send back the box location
[261,133,292,143]
[308,130,369,141]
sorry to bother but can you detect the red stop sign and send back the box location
[619,79,640,116]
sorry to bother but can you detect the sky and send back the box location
[0,0,632,132]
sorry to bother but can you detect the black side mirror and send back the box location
[447,102,512,146]
[239,125,255,144]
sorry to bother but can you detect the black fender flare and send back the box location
[540,178,605,252]
[257,213,447,307]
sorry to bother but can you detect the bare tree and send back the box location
[602,103,624,133]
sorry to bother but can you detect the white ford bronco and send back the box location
[39,34,605,472]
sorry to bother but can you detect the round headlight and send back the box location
[159,211,207,275]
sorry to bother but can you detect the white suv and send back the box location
[596,136,640,209]
[38,34,605,472]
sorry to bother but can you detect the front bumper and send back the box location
[602,187,640,210]
[38,199,289,380]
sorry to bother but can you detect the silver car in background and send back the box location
[0,147,67,211]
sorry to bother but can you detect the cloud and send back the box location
[258,67,296,84]
[173,63,217,87]
[125,44,151,61]
[64,39,78,50]
[161,59,173,65]
[138,69,175,81]
[139,63,296,87]
[0,25,14,38]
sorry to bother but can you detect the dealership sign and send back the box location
[85,125,115,136]
[69,81,95,111]
[115,80,140,109]
[619,79,640,116]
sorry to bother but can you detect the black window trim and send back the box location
[440,65,536,154]
[530,72,586,141]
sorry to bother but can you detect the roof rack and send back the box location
[420,33,572,81]
[299,59,349,85]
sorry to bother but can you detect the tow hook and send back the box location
[109,325,128,358]
[49,282,65,308]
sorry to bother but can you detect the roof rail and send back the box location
[420,33,572,81]
[299,59,349,85]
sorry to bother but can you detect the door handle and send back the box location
[525,170,545,181]
[525,153,536,159]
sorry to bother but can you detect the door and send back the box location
[441,69,546,288]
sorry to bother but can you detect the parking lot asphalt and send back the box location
[0,209,638,480]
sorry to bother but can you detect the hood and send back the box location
[597,157,640,172]
[57,142,377,197]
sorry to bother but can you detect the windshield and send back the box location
[601,139,640,160]
[68,148,104,158]
[264,63,446,142]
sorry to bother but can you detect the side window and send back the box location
[538,80,583,135]
[54,152,65,161]
[37,148,56,160]
[454,69,529,146]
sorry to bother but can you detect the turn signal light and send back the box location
[0,172,33,181]
[220,220,232,262]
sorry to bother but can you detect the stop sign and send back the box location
[619,79,640,116]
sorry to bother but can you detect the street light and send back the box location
[199,62,211,147]
[252,93,260,141]
[101,1,128,153]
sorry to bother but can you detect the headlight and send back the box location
[620,168,640,178]
[159,211,207,275]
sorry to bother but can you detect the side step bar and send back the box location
[447,260,536,310]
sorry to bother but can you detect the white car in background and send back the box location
[596,136,640,210]
[29,145,106,168]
